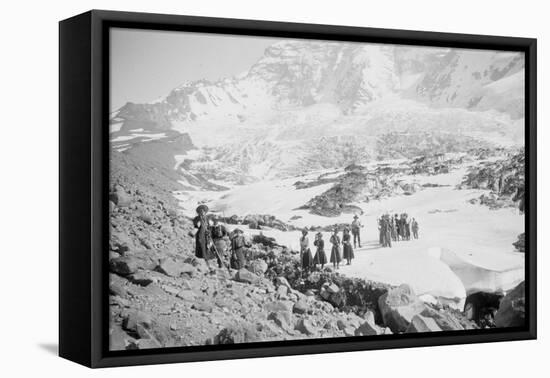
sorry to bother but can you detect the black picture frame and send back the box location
[59,9,537,368]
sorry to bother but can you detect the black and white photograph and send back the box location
[107,28,527,351]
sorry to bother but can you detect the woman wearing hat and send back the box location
[342,227,354,265]
[329,228,342,270]
[230,228,248,269]
[313,232,327,270]
[300,229,313,274]
[193,204,216,267]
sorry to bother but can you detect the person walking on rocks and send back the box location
[300,229,314,274]
[329,228,342,270]
[411,218,419,239]
[351,214,363,248]
[210,218,229,262]
[313,232,327,270]
[230,228,249,270]
[193,204,216,271]
[342,227,354,265]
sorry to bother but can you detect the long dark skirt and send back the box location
[231,247,246,270]
[302,248,314,269]
[343,244,354,260]
[330,245,341,263]
[314,249,327,265]
[195,233,216,260]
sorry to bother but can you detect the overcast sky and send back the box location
[110,28,279,111]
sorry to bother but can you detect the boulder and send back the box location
[128,271,155,286]
[156,258,183,277]
[123,311,153,334]
[421,307,465,331]
[109,325,134,351]
[109,187,131,207]
[235,268,259,284]
[248,259,268,275]
[110,255,152,276]
[495,281,526,328]
[176,289,196,302]
[274,276,292,289]
[295,319,317,335]
[215,325,261,344]
[268,311,293,332]
[405,315,442,333]
[109,273,127,297]
[354,320,380,336]
[264,300,294,314]
[276,285,289,297]
[378,284,427,333]
[293,300,308,315]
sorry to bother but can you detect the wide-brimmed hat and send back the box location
[196,204,209,213]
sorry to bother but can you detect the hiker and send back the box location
[300,229,314,274]
[351,214,362,248]
[313,232,327,270]
[394,214,401,241]
[379,214,392,248]
[210,218,229,262]
[399,214,407,241]
[193,204,216,270]
[403,213,411,241]
[329,228,342,270]
[230,228,249,270]
[377,217,384,245]
[411,218,419,239]
[390,216,397,241]
[342,227,354,265]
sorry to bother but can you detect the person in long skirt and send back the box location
[329,228,342,270]
[192,204,216,271]
[300,229,313,274]
[342,227,355,265]
[313,232,327,270]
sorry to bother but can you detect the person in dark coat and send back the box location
[313,232,327,269]
[329,228,342,270]
[193,204,216,268]
[300,229,313,274]
[230,228,249,270]
[342,228,354,265]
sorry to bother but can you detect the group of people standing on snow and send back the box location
[299,214,362,273]
[193,203,420,275]
[378,213,419,248]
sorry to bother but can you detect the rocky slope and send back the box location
[460,148,525,209]
[108,146,525,350]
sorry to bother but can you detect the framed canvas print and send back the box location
[59,10,536,368]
